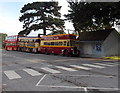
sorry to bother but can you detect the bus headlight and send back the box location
[62,49,64,53]
[71,48,73,51]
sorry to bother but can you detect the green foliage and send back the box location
[104,56,120,60]
[65,1,120,33]
[19,2,65,36]
[0,33,7,48]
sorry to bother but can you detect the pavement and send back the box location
[1,50,120,92]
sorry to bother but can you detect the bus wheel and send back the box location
[63,50,69,57]
[76,50,80,57]
[6,47,9,51]
[34,48,38,53]
[12,48,14,51]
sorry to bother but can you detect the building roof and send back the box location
[78,29,115,41]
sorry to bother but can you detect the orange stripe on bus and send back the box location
[42,34,76,37]
[40,45,74,48]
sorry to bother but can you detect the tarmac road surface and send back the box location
[1,50,119,92]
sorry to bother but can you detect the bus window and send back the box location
[59,42,62,46]
[44,42,47,45]
[32,39,34,42]
[64,41,66,46]
[54,42,58,46]
[51,42,54,45]
[67,41,70,46]
[48,42,51,45]
[44,42,50,45]
[35,39,40,43]
[70,40,76,46]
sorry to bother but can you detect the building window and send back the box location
[96,43,102,51]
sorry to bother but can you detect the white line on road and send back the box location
[23,69,42,76]
[2,84,7,86]
[70,65,92,70]
[36,74,47,86]
[84,88,88,93]
[82,64,105,68]
[93,63,115,66]
[4,70,21,80]
[107,63,119,65]
[46,74,114,77]
[37,85,119,91]
[55,66,78,71]
[41,67,61,73]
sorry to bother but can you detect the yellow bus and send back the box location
[18,36,41,53]
[40,34,79,56]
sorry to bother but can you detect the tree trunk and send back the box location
[43,27,46,35]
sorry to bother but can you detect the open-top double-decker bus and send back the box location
[40,34,79,56]
[17,36,41,53]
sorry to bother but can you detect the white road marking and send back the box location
[2,84,7,86]
[82,64,105,68]
[3,54,7,55]
[23,69,42,76]
[93,63,114,66]
[4,70,21,80]
[36,74,47,86]
[41,67,61,73]
[84,88,88,93]
[37,85,118,91]
[49,74,114,77]
[107,63,119,65]
[70,65,92,70]
[55,66,77,71]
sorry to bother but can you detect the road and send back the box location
[1,50,119,92]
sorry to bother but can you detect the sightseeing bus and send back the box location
[4,35,19,51]
[17,36,41,53]
[40,34,80,56]
[4,34,80,56]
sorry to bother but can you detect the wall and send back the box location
[103,30,120,56]
[80,42,104,57]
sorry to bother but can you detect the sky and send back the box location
[0,0,74,36]
[0,0,119,36]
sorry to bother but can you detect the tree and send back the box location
[19,2,65,36]
[65,1,120,36]
[0,33,7,48]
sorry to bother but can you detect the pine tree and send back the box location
[19,2,65,36]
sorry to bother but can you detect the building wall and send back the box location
[103,30,120,56]
[92,42,104,57]
[80,42,104,57]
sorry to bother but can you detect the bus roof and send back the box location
[6,35,18,37]
[41,34,76,40]
[19,36,40,39]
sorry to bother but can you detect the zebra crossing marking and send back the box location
[41,67,61,73]
[4,62,116,80]
[82,64,105,69]
[4,70,21,80]
[107,63,119,65]
[93,63,114,66]
[70,65,92,70]
[23,69,42,76]
[55,66,78,71]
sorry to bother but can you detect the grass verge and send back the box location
[104,56,120,60]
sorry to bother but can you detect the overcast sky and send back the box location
[0,0,74,36]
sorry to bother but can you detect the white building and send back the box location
[78,29,120,57]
